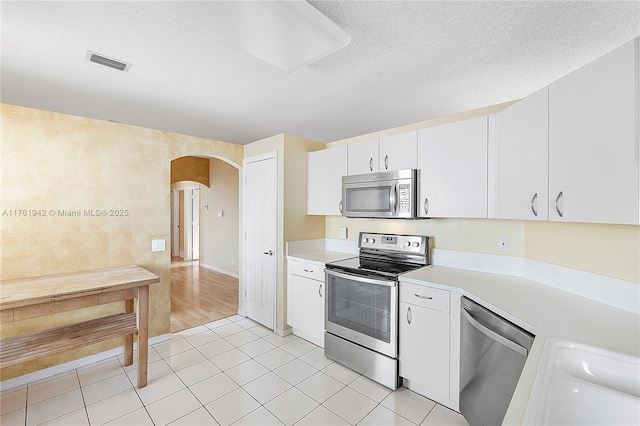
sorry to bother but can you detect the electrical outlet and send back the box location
[498,237,509,252]
[339,227,348,239]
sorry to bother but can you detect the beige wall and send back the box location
[325,104,640,284]
[199,158,240,275]
[244,134,325,331]
[524,221,640,282]
[0,103,242,380]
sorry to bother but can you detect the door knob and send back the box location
[263,250,273,256]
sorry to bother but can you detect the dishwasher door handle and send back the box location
[462,308,529,356]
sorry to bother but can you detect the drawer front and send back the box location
[289,260,325,282]
[400,281,450,313]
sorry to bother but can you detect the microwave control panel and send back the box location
[398,184,411,213]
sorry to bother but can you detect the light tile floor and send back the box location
[0,315,469,426]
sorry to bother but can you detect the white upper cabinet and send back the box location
[418,116,488,218]
[379,131,418,171]
[548,38,639,225]
[347,138,379,175]
[307,146,347,216]
[489,87,549,221]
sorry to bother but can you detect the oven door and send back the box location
[325,268,398,358]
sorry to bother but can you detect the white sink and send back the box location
[524,339,640,425]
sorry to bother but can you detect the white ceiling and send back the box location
[1,1,639,145]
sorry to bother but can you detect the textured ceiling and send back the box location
[1,1,639,145]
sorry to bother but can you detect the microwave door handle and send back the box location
[390,183,398,216]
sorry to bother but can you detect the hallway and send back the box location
[171,258,239,333]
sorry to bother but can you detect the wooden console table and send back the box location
[0,265,159,388]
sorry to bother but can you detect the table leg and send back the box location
[137,285,149,388]
[124,299,134,366]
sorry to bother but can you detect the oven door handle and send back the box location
[325,269,397,287]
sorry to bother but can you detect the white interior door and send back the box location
[184,188,193,261]
[171,190,179,256]
[244,153,277,330]
[192,188,200,260]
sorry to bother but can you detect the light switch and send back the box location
[217,210,224,217]
[339,227,348,239]
[152,239,166,252]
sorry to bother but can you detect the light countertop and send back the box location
[286,251,356,266]
[286,250,640,424]
[400,265,640,425]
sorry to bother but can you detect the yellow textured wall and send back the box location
[171,156,210,187]
[0,103,243,380]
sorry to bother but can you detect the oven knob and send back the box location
[413,242,420,248]
[404,241,411,247]
[370,238,375,244]
[363,238,369,243]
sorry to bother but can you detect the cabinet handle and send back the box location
[339,201,343,214]
[407,306,412,325]
[414,294,433,300]
[424,198,429,215]
[384,155,389,170]
[304,269,314,273]
[369,157,373,171]
[318,284,323,298]
[530,193,538,217]
[555,191,564,218]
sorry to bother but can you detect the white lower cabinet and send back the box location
[286,259,325,347]
[399,281,461,410]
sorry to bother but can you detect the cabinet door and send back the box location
[417,116,488,218]
[307,146,347,215]
[287,272,324,347]
[399,302,450,397]
[379,131,418,171]
[490,87,549,220]
[347,139,379,175]
[549,38,639,225]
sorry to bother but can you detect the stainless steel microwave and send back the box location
[342,169,417,218]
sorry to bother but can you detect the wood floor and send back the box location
[170,257,239,333]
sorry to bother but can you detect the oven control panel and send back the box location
[359,232,428,255]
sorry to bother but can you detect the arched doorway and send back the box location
[169,155,241,332]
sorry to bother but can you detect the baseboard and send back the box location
[276,327,292,337]
[199,262,239,279]
[0,333,171,391]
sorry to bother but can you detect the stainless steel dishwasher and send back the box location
[459,297,535,426]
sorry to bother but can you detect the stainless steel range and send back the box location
[324,232,430,390]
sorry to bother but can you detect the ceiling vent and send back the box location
[86,51,131,72]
